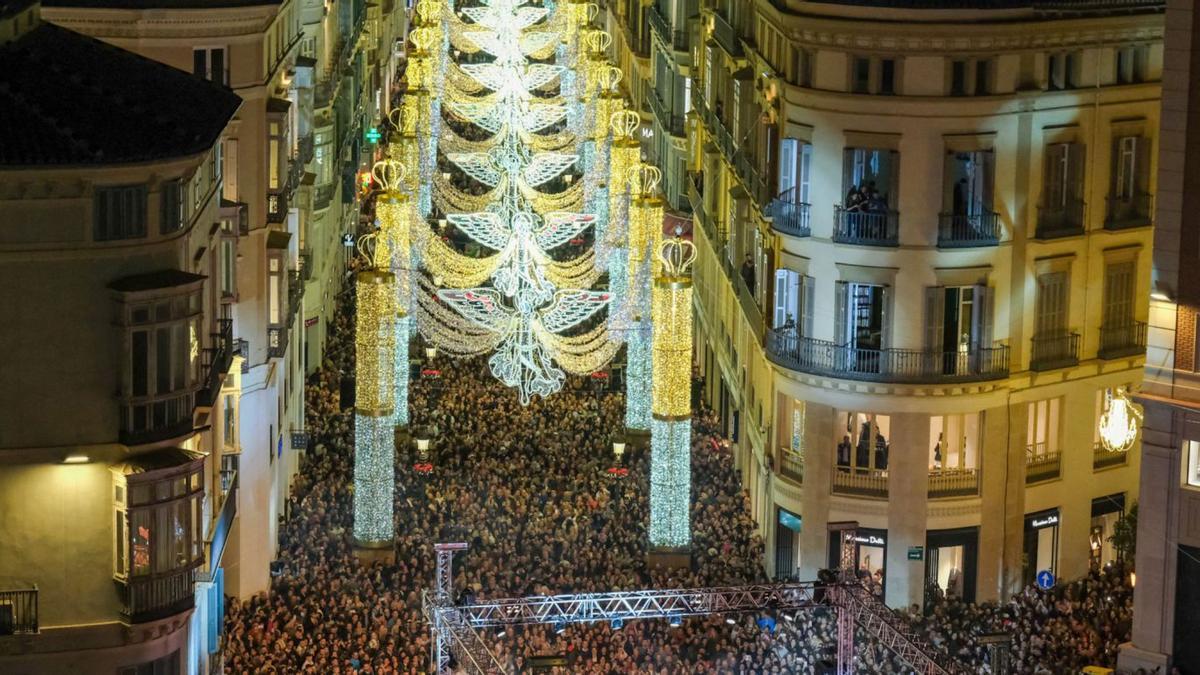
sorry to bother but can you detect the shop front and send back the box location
[925,527,978,604]
[775,507,802,579]
[829,528,887,596]
[1023,508,1060,586]
[1090,493,1126,569]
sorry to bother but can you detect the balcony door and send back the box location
[778,138,812,204]
[843,148,897,209]
[772,270,814,335]
[944,150,993,218]
[926,285,991,374]
[1035,271,1069,337]
[837,282,887,373]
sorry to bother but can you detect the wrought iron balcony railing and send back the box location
[198,318,234,408]
[648,4,689,51]
[1098,320,1147,360]
[1036,200,1085,239]
[767,188,811,238]
[1093,443,1129,470]
[766,330,1010,384]
[711,10,742,57]
[1025,449,1061,484]
[0,587,38,635]
[647,86,685,137]
[1104,193,1152,230]
[833,207,900,246]
[1029,331,1080,371]
[937,211,1000,247]
[119,390,197,447]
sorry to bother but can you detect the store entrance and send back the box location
[829,528,887,598]
[774,508,801,580]
[1023,508,1060,586]
[1089,493,1126,569]
[925,527,978,604]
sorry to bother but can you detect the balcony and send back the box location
[268,325,289,359]
[1104,194,1152,230]
[833,207,899,246]
[119,566,198,624]
[197,318,234,408]
[937,211,1000,248]
[220,199,248,237]
[765,330,1010,384]
[0,587,38,635]
[207,470,238,571]
[734,268,765,341]
[622,22,650,59]
[1025,450,1061,484]
[767,188,811,238]
[927,468,980,499]
[1099,320,1147,360]
[778,449,804,483]
[266,190,289,224]
[833,469,888,498]
[314,183,336,211]
[1093,443,1129,470]
[1029,331,1080,371]
[648,4,689,52]
[647,86,685,137]
[1035,200,1085,239]
[299,132,315,166]
[300,247,314,282]
[711,11,742,57]
[688,173,722,246]
[120,390,197,447]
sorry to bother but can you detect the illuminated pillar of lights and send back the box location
[373,157,413,431]
[607,112,642,244]
[353,267,397,547]
[649,236,695,548]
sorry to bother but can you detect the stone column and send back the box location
[979,399,1027,601]
[1058,387,1097,581]
[797,399,834,582]
[885,412,930,610]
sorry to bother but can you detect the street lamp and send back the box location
[612,441,626,459]
[425,346,437,360]
[416,436,431,463]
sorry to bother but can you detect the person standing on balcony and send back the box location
[741,254,755,293]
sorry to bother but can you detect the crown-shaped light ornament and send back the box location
[357,232,382,269]
[372,158,407,195]
[629,163,662,197]
[410,26,437,54]
[585,29,612,55]
[415,0,441,25]
[658,236,696,279]
[610,110,640,139]
[599,66,623,93]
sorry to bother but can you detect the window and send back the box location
[120,291,202,438]
[193,47,227,87]
[114,463,203,582]
[772,270,814,336]
[929,413,981,470]
[944,150,995,217]
[1047,51,1078,91]
[836,411,891,474]
[1103,261,1135,328]
[160,180,184,235]
[1027,398,1062,458]
[951,60,967,96]
[1186,439,1200,487]
[852,57,871,93]
[268,256,282,325]
[220,236,236,298]
[793,47,812,88]
[1041,142,1085,231]
[1115,46,1148,84]
[94,185,148,241]
[1035,271,1069,337]
[975,59,991,95]
[1110,136,1150,222]
[880,59,896,95]
[925,284,992,367]
[777,138,812,204]
[1114,136,1139,200]
[268,120,284,191]
[221,138,239,201]
[836,282,888,352]
[223,393,237,449]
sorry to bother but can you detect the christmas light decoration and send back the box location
[1098,386,1142,453]
[353,265,397,547]
[649,236,697,548]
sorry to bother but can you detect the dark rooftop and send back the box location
[808,0,1162,10]
[0,20,240,167]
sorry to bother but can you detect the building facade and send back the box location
[0,3,241,673]
[41,0,408,605]
[1119,0,1200,671]
[614,0,1164,609]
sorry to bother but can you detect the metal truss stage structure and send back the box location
[423,526,975,675]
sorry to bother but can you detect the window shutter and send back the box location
[981,150,995,211]
[802,275,816,338]
[880,285,891,349]
[799,143,813,204]
[925,287,946,352]
[778,138,797,198]
[889,150,901,209]
[974,284,993,346]
[773,271,788,328]
[1068,143,1087,203]
[1135,136,1151,195]
[842,148,856,200]
[835,281,848,344]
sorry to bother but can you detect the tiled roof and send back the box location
[0,21,240,167]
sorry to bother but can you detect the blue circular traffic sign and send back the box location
[1036,569,1055,590]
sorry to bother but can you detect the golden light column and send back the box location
[649,236,696,549]
[352,233,398,551]
[372,158,413,431]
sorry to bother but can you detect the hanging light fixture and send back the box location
[1098,386,1142,454]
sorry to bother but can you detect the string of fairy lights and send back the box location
[351,0,696,550]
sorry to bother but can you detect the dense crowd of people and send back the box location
[221,273,1137,674]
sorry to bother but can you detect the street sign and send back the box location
[1036,569,1055,590]
[907,546,924,561]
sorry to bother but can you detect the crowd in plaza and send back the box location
[221,275,1137,674]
